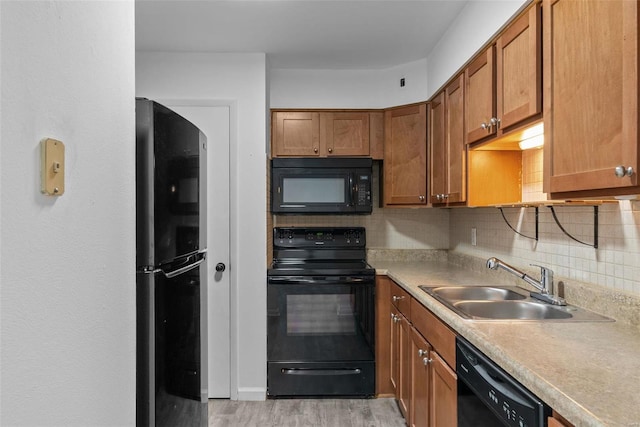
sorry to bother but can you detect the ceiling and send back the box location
[135,0,469,70]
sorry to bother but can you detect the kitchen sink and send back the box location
[452,300,573,320]
[419,285,613,322]
[429,286,526,301]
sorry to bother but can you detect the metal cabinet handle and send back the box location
[490,117,500,130]
[419,195,425,202]
[615,165,635,177]
[314,147,318,153]
[423,357,432,366]
[328,147,333,153]
[481,122,489,131]
[392,295,405,302]
[418,349,427,357]
[392,315,400,324]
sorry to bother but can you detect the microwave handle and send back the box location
[348,174,355,207]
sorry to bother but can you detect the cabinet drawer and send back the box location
[390,281,411,317]
[410,298,456,368]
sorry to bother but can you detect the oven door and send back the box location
[267,276,375,397]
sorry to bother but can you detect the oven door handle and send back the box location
[268,276,371,285]
[282,368,362,376]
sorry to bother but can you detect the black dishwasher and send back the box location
[457,337,551,427]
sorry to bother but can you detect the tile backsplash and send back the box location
[274,206,450,249]
[449,201,640,295]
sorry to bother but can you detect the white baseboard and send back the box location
[235,387,267,401]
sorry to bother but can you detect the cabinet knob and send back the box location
[418,349,427,357]
[392,295,405,302]
[423,357,432,366]
[615,165,635,177]
[328,148,333,153]
[314,147,318,153]
[392,315,400,323]
[436,194,442,202]
[419,195,425,202]
[490,117,500,130]
[481,122,489,131]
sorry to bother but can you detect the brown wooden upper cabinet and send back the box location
[430,74,466,206]
[272,111,320,156]
[271,110,383,158]
[465,3,541,145]
[384,103,428,206]
[543,0,640,198]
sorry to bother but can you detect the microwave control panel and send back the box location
[356,174,371,206]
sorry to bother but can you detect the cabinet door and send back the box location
[445,74,466,204]
[397,313,412,420]
[320,112,370,156]
[430,352,457,427]
[384,103,428,205]
[375,277,394,396]
[390,305,401,394]
[410,327,431,427]
[272,112,320,156]
[544,0,639,195]
[429,92,446,204]
[465,46,496,144]
[496,3,541,130]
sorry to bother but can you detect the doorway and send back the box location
[163,102,231,398]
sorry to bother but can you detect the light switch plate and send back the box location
[40,138,65,196]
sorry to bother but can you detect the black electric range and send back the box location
[267,227,376,397]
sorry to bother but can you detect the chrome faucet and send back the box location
[486,257,566,306]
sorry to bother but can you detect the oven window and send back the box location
[286,294,356,335]
[282,177,345,203]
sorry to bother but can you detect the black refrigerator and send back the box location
[136,98,208,427]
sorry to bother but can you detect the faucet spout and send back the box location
[485,257,566,306]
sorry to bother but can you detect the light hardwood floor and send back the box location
[208,398,406,427]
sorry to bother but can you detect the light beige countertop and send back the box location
[371,259,640,427]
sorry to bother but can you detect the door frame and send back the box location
[157,98,238,400]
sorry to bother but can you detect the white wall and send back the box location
[426,0,528,97]
[0,1,136,425]
[270,58,428,109]
[136,52,268,399]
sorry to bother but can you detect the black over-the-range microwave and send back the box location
[271,157,373,214]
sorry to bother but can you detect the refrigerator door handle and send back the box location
[138,249,207,278]
[161,249,207,279]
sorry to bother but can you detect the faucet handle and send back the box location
[530,264,554,292]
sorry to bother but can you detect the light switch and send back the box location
[40,138,65,196]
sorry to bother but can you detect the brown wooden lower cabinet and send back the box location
[429,352,457,427]
[397,313,412,420]
[410,327,431,427]
[376,276,458,427]
[548,411,575,427]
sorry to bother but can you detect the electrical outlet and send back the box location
[400,78,405,87]
[471,227,477,246]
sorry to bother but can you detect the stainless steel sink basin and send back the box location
[419,285,613,322]
[452,300,573,320]
[430,286,526,301]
